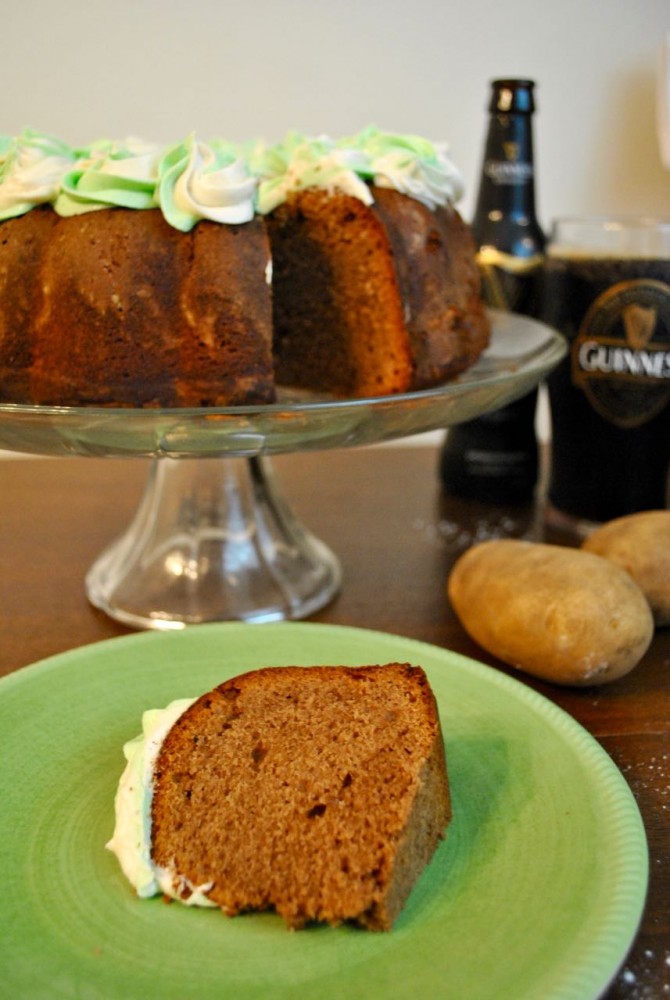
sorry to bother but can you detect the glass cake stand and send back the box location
[0,311,565,629]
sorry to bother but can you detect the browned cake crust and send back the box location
[151,663,451,930]
[266,186,489,397]
[0,207,59,403]
[175,218,275,406]
[371,188,490,387]
[2,207,275,407]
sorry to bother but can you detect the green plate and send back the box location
[1,623,647,1000]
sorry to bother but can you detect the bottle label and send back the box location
[484,153,533,186]
[476,247,543,312]
[572,278,670,428]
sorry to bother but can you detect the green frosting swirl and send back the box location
[157,133,256,231]
[54,138,160,216]
[338,126,465,208]
[340,125,441,166]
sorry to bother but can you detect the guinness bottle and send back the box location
[440,79,545,504]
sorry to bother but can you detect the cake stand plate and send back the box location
[0,312,565,628]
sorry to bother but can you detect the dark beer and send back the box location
[543,250,670,525]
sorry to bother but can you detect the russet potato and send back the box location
[448,539,653,686]
[582,510,670,627]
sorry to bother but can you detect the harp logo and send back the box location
[483,139,533,185]
[573,279,670,427]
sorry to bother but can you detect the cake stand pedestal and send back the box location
[0,311,565,629]
[85,455,341,629]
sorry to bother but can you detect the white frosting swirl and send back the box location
[158,134,257,231]
[106,696,216,906]
[345,127,465,209]
[368,143,464,209]
[0,130,75,220]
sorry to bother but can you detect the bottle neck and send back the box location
[471,112,544,255]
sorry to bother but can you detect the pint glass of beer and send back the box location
[542,217,670,534]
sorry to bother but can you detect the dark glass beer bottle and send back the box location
[440,79,545,504]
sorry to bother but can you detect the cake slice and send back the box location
[108,662,451,930]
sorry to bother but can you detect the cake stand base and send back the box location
[85,455,341,629]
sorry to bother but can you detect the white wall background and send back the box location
[3,0,669,227]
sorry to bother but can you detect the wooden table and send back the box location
[1,446,668,997]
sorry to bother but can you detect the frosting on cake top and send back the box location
[0,126,464,229]
[253,127,464,214]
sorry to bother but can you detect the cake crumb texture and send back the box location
[267,187,488,397]
[151,662,451,930]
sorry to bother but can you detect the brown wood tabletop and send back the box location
[1,446,668,997]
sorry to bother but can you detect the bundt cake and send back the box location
[0,128,489,407]
[107,662,451,931]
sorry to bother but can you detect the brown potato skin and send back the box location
[582,511,670,627]
[448,540,654,686]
